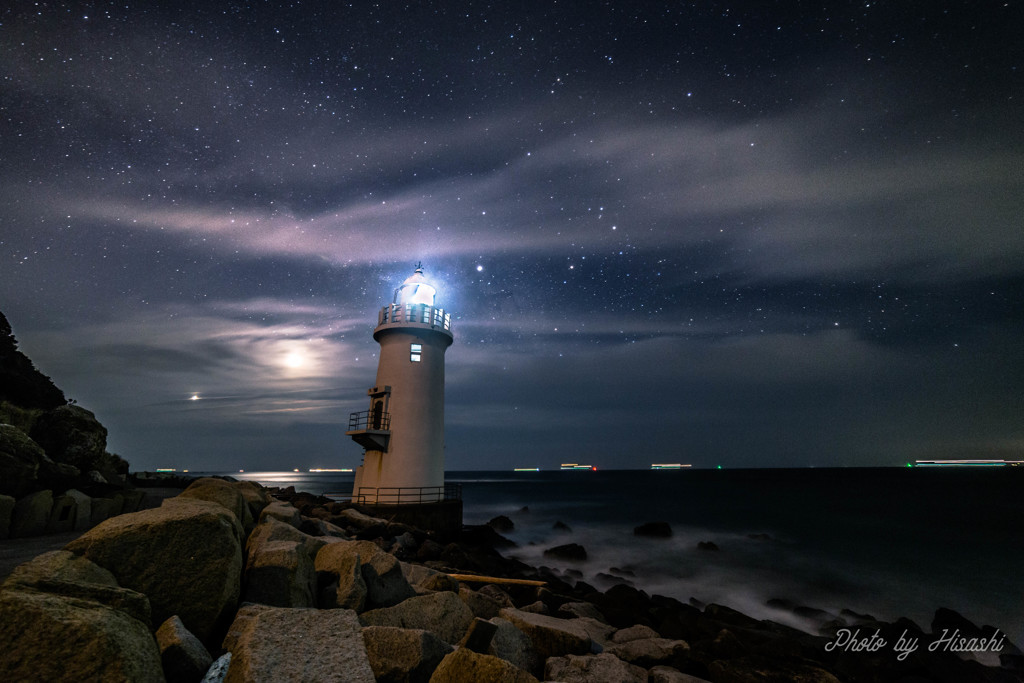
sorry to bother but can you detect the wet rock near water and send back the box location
[543,542,588,562]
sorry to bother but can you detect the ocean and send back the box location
[208,467,1024,646]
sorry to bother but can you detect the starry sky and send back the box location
[2,2,1022,472]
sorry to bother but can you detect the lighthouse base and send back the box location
[360,499,463,541]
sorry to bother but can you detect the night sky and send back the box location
[2,2,1022,472]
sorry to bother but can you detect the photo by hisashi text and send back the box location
[825,628,1007,662]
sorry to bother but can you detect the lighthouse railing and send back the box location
[354,484,461,505]
[348,410,391,431]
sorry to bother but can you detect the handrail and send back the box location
[353,483,462,505]
[348,410,391,431]
[377,303,452,332]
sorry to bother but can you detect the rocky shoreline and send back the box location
[0,477,1019,682]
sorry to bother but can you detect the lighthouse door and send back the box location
[371,400,384,430]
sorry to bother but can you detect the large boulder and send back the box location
[65,488,92,531]
[258,499,302,527]
[64,496,243,644]
[222,604,374,682]
[10,488,52,537]
[243,518,333,607]
[246,517,329,564]
[316,539,415,609]
[362,625,453,683]
[0,423,47,498]
[3,550,151,625]
[428,647,538,683]
[0,586,163,681]
[498,608,594,661]
[318,546,367,610]
[156,615,213,683]
[179,478,254,531]
[29,404,107,472]
[46,491,79,533]
[0,493,13,538]
[234,480,271,521]
[360,591,474,645]
[244,539,316,608]
[544,653,647,682]
[606,637,691,668]
[487,616,540,674]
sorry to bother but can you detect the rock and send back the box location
[319,548,367,610]
[316,539,415,609]
[520,600,549,614]
[460,586,507,619]
[591,583,654,628]
[244,539,316,607]
[0,423,48,498]
[559,617,610,652]
[420,572,460,593]
[707,658,841,683]
[65,496,243,644]
[0,493,14,538]
[543,542,587,562]
[544,653,647,683]
[302,516,351,538]
[243,518,329,608]
[46,491,78,533]
[649,666,712,683]
[179,478,254,532]
[10,488,52,537]
[157,615,213,683]
[428,647,538,683]
[90,496,118,526]
[498,607,593,661]
[362,625,452,683]
[696,541,719,551]
[634,521,673,538]
[487,616,540,673]
[0,585,163,682]
[361,591,474,645]
[460,525,516,548]
[417,539,445,561]
[29,404,108,473]
[487,515,515,532]
[222,605,374,682]
[606,637,690,668]
[552,520,572,532]
[3,549,152,625]
[202,653,231,683]
[391,531,419,556]
[258,499,302,527]
[337,507,390,531]
[459,617,500,653]
[65,488,92,531]
[246,517,328,564]
[557,601,607,621]
[234,480,270,521]
[612,624,661,643]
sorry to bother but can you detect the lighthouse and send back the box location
[347,263,455,508]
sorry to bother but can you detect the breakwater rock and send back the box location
[0,476,1020,682]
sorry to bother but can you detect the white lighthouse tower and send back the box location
[347,263,454,505]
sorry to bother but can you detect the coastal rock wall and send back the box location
[1,478,1020,682]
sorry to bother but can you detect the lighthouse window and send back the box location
[410,343,422,362]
